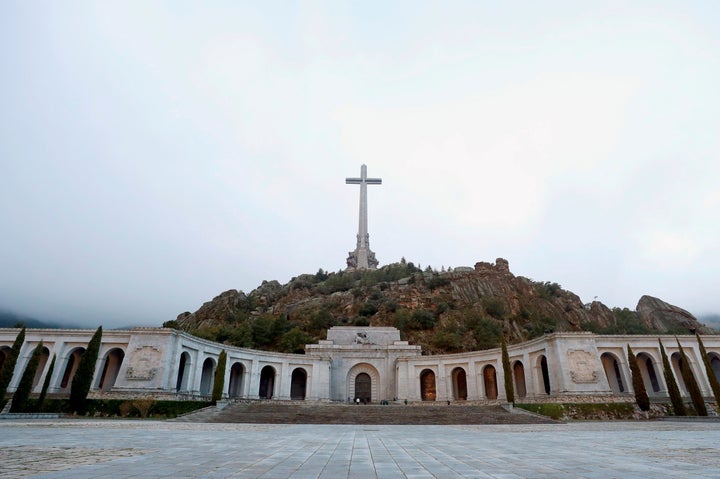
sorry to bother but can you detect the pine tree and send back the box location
[677,340,707,416]
[0,327,26,404]
[37,354,56,411]
[659,339,686,416]
[10,341,43,413]
[696,334,720,412]
[501,336,514,403]
[627,345,650,412]
[70,326,103,414]
[212,350,227,404]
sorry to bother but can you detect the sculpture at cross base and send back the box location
[345,164,381,270]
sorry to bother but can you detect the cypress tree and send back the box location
[659,339,686,416]
[0,327,26,404]
[70,326,103,414]
[37,354,56,411]
[677,340,707,416]
[696,334,720,412]
[627,345,650,412]
[10,341,43,413]
[212,350,227,404]
[501,336,514,403]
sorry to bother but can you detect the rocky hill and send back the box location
[167,258,708,354]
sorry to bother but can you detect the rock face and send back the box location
[636,295,706,333]
[172,258,705,353]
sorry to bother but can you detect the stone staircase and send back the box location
[174,401,556,425]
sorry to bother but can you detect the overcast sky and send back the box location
[1,1,719,329]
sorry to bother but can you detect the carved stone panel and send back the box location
[125,345,162,381]
[567,350,599,383]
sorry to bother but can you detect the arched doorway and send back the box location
[59,347,85,390]
[513,361,527,399]
[97,348,125,392]
[228,362,244,398]
[31,346,51,390]
[291,368,307,400]
[539,355,551,395]
[451,367,467,400]
[710,354,720,382]
[483,365,498,399]
[176,352,191,392]
[199,358,215,396]
[347,363,379,403]
[670,353,688,394]
[420,369,436,401]
[636,353,660,394]
[601,353,625,393]
[259,365,275,399]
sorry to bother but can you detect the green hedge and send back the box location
[516,402,636,420]
[23,398,211,418]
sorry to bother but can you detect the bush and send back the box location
[212,350,227,404]
[410,310,436,330]
[484,299,506,320]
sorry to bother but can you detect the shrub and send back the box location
[410,310,436,330]
[212,350,227,404]
[627,345,650,412]
[0,327,25,403]
[501,336,514,403]
[677,340,707,416]
[696,334,720,411]
[10,341,44,413]
[119,401,134,417]
[70,326,103,414]
[659,339,686,416]
[132,399,156,418]
[484,299,506,320]
[358,302,379,317]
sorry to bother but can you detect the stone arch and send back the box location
[451,367,467,400]
[32,346,51,390]
[483,365,498,400]
[259,365,276,399]
[670,352,688,394]
[176,351,191,392]
[539,355,551,395]
[420,369,436,401]
[513,360,527,399]
[0,346,11,373]
[59,347,85,390]
[227,362,245,398]
[97,348,125,392]
[636,352,661,393]
[601,352,625,394]
[347,363,379,403]
[199,357,216,396]
[709,353,720,383]
[290,368,308,400]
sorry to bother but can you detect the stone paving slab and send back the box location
[0,420,719,478]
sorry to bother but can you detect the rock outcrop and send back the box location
[636,295,707,333]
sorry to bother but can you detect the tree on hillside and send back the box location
[501,336,514,403]
[696,334,720,411]
[10,341,43,413]
[212,350,227,404]
[70,326,102,414]
[0,327,25,404]
[37,354,56,411]
[627,345,650,412]
[676,340,707,416]
[659,339,686,416]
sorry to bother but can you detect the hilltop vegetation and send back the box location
[166,258,706,354]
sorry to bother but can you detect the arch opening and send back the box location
[451,367,467,400]
[710,354,720,383]
[228,362,244,398]
[670,352,688,394]
[97,348,125,392]
[513,361,527,399]
[32,347,51,390]
[259,365,275,399]
[636,353,660,393]
[199,358,215,396]
[483,365,498,400]
[420,369,436,401]
[291,368,307,400]
[59,347,85,390]
[355,373,372,403]
[176,352,191,392]
[539,355,551,395]
[601,353,625,393]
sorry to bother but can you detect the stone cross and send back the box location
[345,164,381,270]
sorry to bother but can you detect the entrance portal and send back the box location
[355,373,371,403]
[259,366,275,399]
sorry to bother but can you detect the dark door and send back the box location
[355,373,371,403]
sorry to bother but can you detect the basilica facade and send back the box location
[2,326,720,405]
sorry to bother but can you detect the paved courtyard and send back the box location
[1,419,719,478]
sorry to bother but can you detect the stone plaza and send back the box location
[1,418,719,478]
